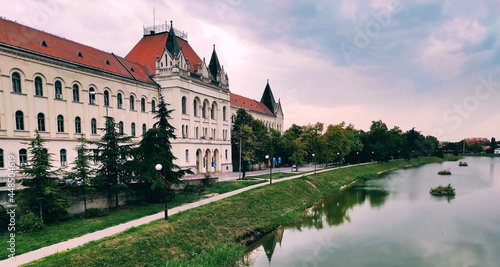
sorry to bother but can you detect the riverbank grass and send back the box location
[26,157,449,267]
[0,179,263,260]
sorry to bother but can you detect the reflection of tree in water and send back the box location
[295,185,389,230]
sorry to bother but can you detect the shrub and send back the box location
[354,171,378,181]
[183,184,205,195]
[18,212,44,233]
[81,208,109,219]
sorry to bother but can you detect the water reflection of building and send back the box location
[243,226,285,265]
[262,226,285,263]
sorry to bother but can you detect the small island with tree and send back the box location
[430,184,456,196]
[438,169,452,175]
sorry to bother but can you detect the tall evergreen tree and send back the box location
[134,94,192,204]
[93,116,133,209]
[65,136,94,211]
[20,131,68,224]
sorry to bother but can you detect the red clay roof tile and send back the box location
[125,32,202,73]
[230,93,273,115]
[0,18,155,84]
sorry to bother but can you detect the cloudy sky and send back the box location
[2,0,499,141]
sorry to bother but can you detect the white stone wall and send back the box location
[155,71,232,175]
[0,48,233,183]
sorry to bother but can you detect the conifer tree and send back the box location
[93,116,133,209]
[135,95,192,205]
[20,131,68,224]
[65,136,94,211]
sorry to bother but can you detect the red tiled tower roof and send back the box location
[0,17,155,84]
[230,93,273,115]
[125,32,202,73]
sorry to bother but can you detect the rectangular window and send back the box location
[19,150,27,165]
[0,149,4,168]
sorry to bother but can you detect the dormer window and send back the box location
[105,59,110,65]
[77,51,83,57]
[40,40,47,47]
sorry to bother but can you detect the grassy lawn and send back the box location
[26,157,450,266]
[0,179,263,260]
[251,172,298,179]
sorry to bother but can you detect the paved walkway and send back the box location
[1,163,356,266]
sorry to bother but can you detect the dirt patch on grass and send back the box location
[305,180,318,189]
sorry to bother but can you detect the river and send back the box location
[243,157,500,267]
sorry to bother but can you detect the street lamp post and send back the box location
[155,164,168,221]
[232,124,243,179]
[356,151,359,164]
[265,155,272,185]
[337,152,340,169]
[312,153,316,174]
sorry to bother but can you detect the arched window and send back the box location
[54,80,62,99]
[57,115,64,132]
[185,125,188,138]
[15,111,24,130]
[182,125,185,138]
[202,102,207,118]
[211,103,216,119]
[151,100,156,112]
[223,106,227,121]
[34,76,43,96]
[89,87,96,104]
[181,96,187,114]
[75,117,82,133]
[19,149,27,165]
[117,93,123,108]
[131,122,136,137]
[72,84,80,102]
[104,90,110,106]
[141,98,146,112]
[60,149,67,165]
[118,121,124,134]
[0,149,4,168]
[12,72,21,93]
[185,149,189,162]
[193,100,198,117]
[91,118,97,134]
[142,123,147,135]
[195,126,199,139]
[130,95,135,110]
[37,113,45,131]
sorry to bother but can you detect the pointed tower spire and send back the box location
[261,79,277,114]
[209,44,221,81]
[166,20,181,57]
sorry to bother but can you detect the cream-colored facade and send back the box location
[155,52,232,174]
[0,19,232,183]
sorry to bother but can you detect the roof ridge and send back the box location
[1,17,127,58]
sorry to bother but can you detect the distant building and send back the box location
[495,148,500,154]
[230,80,284,133]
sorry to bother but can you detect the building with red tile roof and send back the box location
[230,80,284,132]
[0,18,283,182]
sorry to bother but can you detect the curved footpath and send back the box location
[2,163,364,267]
